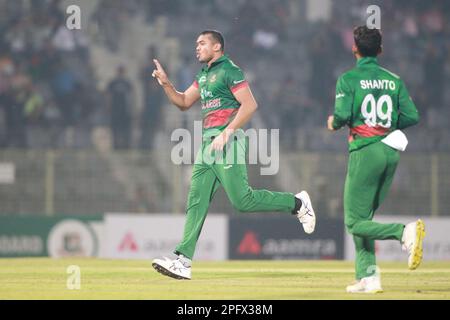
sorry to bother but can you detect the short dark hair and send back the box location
[353,26,382,57]
[200,30,225,52]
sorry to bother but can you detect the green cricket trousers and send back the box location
[175,133,296,259]
[344,141,405,279]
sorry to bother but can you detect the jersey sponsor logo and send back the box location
[233,79,245,85]
[360,79,396,90]
[202,98,221,110]
[200,88,213,100]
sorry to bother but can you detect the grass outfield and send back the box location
[0,259,449,300]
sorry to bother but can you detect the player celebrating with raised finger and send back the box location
[151,30,316,280]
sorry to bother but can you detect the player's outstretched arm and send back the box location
[152,59,200,111]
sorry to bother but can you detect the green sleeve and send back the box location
[226,67,246,90]
[332,75,353,130]
[397,80,419,129]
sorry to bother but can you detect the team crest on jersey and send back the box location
[209,74,217,83]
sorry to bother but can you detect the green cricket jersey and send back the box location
[332,57,419,152]
[193,54,248,138]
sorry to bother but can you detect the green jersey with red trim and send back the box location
[332,56,419,152]
[192,54,248,137]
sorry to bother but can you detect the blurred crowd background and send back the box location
[0,0,449,217]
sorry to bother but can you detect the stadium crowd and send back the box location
[0,0,449,151]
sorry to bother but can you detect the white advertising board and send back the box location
[104,214,228,261]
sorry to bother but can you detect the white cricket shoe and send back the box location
[152,256,192,280]
[402,219,425,270]
[346,275,383,294]
[295,191,316,234]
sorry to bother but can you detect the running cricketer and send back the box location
[327,26,425,293]
[151,30,316,280]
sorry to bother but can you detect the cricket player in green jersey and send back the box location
[151,30,316,280]
[328,26,425,293]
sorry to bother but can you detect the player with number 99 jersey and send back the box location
[328,26,423,293]
[332,57,419,151]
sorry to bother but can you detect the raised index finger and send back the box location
[153,59,163,71]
